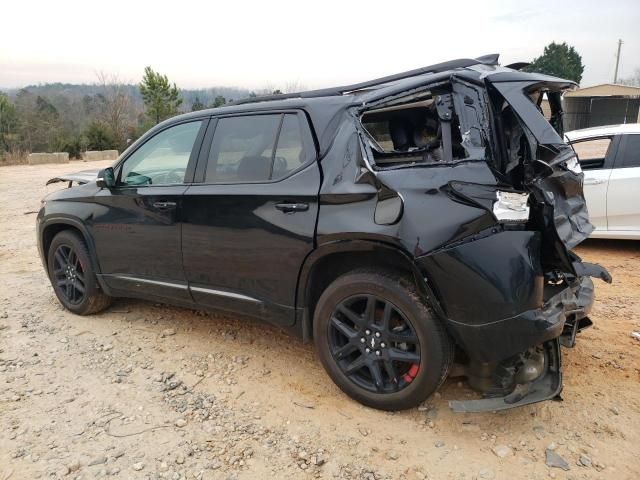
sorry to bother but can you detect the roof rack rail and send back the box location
[230,54,499,106]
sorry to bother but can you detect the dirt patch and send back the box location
[1,161,639,479]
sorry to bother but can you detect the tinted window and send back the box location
[205,115,280,183]
[120,121,202,186]
[272,114,308,178]
[571,137,611,170]
[618,134,640,168]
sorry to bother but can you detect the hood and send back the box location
[46,169,100,186]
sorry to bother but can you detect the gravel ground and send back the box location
[1,160,639,480]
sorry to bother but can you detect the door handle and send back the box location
[153,201,177,209]
[584,179,605,186]
[275,202,309,213]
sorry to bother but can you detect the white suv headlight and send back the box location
[493,191,530,222]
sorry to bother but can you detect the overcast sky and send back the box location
[1,0,639,90]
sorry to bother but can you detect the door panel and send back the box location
[89,119,206,300]
[92,185,191,301]
[570,136,615,232]
[582,170,611,230]
[608,134,640,231]
[607,167,640,231]
[182,164,320,325]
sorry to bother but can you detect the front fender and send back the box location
[37,209,106,292]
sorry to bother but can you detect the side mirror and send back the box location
[96,167,116,189]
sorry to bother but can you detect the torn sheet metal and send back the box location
[46,169,100,186]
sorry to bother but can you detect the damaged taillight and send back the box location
[493,191,530,223]
[564,154,582,175]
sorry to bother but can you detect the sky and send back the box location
[1,0,639,90]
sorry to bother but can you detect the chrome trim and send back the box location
[190,286,260,303]
[107,275,188,290]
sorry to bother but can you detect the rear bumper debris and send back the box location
[449,339,563,413]
[447,275,600,412]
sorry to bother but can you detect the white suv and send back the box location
[566,124,640,239]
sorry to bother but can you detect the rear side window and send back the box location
[571,138,611,170]
[204,113,310,183]
[273,114,310,178]
[617,134,640,168]
[205,115,280,183]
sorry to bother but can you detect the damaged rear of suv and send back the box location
[339,56,612,411]
[37,54,611,412]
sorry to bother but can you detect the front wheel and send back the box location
[313,270,453,410]
[47,230,111,315]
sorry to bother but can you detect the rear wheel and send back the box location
[47,230,111,315]
[314,270,452,410]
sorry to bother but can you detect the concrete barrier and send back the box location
[83,150,119,161]
[27,152,70,165]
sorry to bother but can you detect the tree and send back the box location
[212,95,226,108]
[139,67,182,124]
[523,42,585,84]
[84,121,115,150]
[96,72,134,150]
[283,81,307,94]
[0,93,17,152]
[191,96,205,111]
[13,90,62,152]
[620,68,640,87]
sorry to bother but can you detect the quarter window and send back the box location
[618,134,640,168]
[119,121,203,186]
[273,114,309,178]
[571,137,611,170]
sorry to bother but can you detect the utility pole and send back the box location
[614,39,623,83]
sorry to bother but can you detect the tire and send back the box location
[313,269,453,410]
[47,230,111,315]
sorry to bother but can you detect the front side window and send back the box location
[571,137,611,170]
[205,114,308,183]
[119,121,203,186]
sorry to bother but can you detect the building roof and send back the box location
[565,123,640,141]
[565,83,640,98]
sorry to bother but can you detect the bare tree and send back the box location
[283,80,307,94]
[95,72,134,150]
[619,68,640,87]
[255,82,276,96]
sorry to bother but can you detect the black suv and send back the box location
[38,55,611,412]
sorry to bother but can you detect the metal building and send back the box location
[563,84,640,131]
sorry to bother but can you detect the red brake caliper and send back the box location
[402,364,419,383]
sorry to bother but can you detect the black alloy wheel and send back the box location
[314,270,453,410]
[52,244,86,305]
[47,230,111,315]
[328,294,421,394]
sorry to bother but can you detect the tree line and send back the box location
[3,44,637,165]
[0,67,272,164]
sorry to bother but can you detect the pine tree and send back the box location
[191,96,205,111]
[139,67,183,124]
[212,95,226,108]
